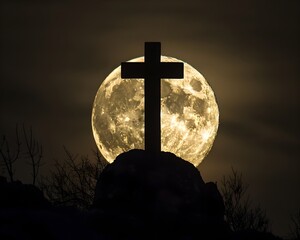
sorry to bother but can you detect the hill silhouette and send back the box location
[0,149,283,240]
[92,149,230,239]
[0,176,49,209]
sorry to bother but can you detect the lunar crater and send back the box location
[92,56,219,166]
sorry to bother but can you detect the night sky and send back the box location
[1,0,299,237]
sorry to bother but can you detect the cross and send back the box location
[121,42,184,154]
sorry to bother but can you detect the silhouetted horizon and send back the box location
[1,149,287,240]
[1,1,299,237]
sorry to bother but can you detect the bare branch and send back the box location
[290,209,300,240]
[23,124,43,185]
[221,168,269,232]
[0,126,21,182]
[39,148,107,209]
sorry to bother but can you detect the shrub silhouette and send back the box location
[221,168,269,233]
[290,209,300,240]
[39,147,107,209]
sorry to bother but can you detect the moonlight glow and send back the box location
[92,56,219,166]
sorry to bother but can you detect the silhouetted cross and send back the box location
[121,42,184,154]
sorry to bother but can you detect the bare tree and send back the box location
[23,125,43,185]
[0,125,43,184]
[221,168,269,232]
[290,209,300,240]
[0,126,21,182]
[39,147,107,209]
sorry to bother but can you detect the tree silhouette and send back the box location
[23,125,43,185]
[0,125,43,185]
[1,126,282,238]
[0,126,20,182]
[221,168,269,233]
[290,209,300,240]
[39,147,107,209]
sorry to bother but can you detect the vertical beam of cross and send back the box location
[121,42,184,154]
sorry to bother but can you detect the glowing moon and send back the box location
[92,56,219,166]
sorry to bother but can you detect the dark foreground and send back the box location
[0,150,282,240]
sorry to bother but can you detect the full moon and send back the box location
[92,56,219,166]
